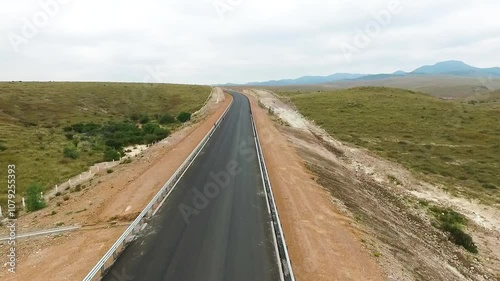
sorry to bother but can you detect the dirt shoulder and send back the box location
[246,92,386,281]
[0,88,231,281]
[245,88,500,281]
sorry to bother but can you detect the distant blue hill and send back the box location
[225,73,366,86]
[225,61,500,86]
[411,60,500,76]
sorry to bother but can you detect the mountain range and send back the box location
[226,61,500,86]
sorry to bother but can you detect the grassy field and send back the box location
[0,82,211,207]
[260,75,500,99]
[279,87,500,205]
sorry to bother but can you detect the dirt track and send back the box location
[0,89,231,280]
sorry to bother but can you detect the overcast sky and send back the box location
[1,0,499,84]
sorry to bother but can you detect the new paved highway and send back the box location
[102,91,279,281]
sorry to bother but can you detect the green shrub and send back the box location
[130,113,140,122]
[159,114,176,124]
[69,123,100,134]
[177,112,191,123]
[429,206,478,253]
[418,200,429,207]
[144,134,158,144]
[442,223,478,253]
[482,183,497,189]
[63,146,79,159]
[25,183,46,212]
[155,127,170,139]
[107,169,114,174]
[430,207,467,225]
[142,123,157,134]
[103,147,121,161]
[105,139,124,150]
[0,143,7,152]
[139,115,150,124]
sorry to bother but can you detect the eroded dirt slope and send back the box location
[245,88,500,281]
[247,92,386,281]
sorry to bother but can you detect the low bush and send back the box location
[429,206,478,253]
[64,119,172,163]
[442,223,478,253]
[103,147,121,161]
[159,114,176,124]
[63,146,79,159]
[25,183,46,212]
[482,183,497,189]
[139,115,150,124]
[177,112,191,123]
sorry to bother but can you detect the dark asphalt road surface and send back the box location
[102,91,279,281]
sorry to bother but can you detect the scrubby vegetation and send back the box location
[159,114,176,125]
[177,112,192,123]
[428,206,478,253]
[25,183,46,212]
[0,82,210,207]
[62,119,170,161]
[63,145,80,159]
[282,87,500,204]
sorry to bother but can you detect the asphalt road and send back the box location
[102,91,279,281]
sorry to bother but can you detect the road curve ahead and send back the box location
[102,91,280,281]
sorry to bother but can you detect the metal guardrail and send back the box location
[83,98,234,281]
[248,97,296,281]
[0,226,80,241]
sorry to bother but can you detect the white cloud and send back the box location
[0,0,499,84]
